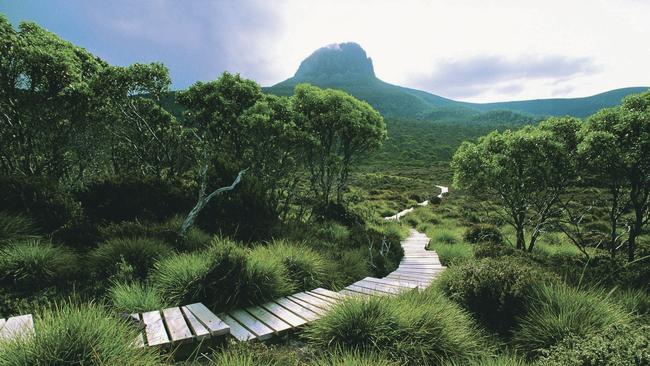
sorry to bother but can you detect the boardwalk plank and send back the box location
[162,307,193,343]
[289,292,333,310]
[0,315,34,340]
[229,309,274,340]
[221,314,256,341]
[261,301,307,327]
[185,303,229,336]
[141,311,170,347]
[181,306,210,340]
[245,306,292,333]
[275,298,320,321]
[285,296,327,314]
[310,288,345,300]
[130,313,145,348]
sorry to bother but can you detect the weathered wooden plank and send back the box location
[261,301,307,327]
[141,311,170,347]
[346,284,388,296]
[245,306,292,333]
[221,314,256,341]
[310,287,345,300]
[0,315,34,340]
[181,306,210,340]
[162,307,193,343]
[305,290,341,305]
[185,303,229,336]
[0,318,5,332]
[353,279,403,294]
[284,296,327,315]
[364,277,418,289]
[130,313,145,348]
[228,309,274,340]
[289,292,333,310]
[339,289,366,297]
[275,298,320,321]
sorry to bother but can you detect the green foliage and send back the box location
[437,257,551,335]
[0,302,163,365]
[149,251,211,306]
[305,288,492,365]
[464,224,504,244]
[0,211,38,244]
[512,284,633,357]
[311,350,399,366]
[428,241,474,266]
[610,288,650,321]
[89,237,173,281]
[537,324,650,366]
[0,240,77,289]
[108,281,167,314]
[250,241,328,291]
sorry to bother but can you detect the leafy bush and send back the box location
[537,324,650,366]
[464,224,503,244]
[150,251,211,306]
[305,288,491,365]
[316,222,351,244]
[0,302,163,365]
[0,176,78,232]
[473,242,518,259]
[0,240,77,289]
[108,281,167,314]
[512,284,633,357]
[0,211,39,244]
[89,237,173,280]
[78,175,190,223]
[250,241,328,291]
[437,257,551,335]
[51,218,101,250]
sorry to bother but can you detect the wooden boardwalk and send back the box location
[219,228,443,341]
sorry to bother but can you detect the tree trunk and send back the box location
[516,223,525,250]
[178,169,247,238]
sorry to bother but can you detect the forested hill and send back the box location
[264,42,648,121]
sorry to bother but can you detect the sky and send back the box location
[3,0,650,103]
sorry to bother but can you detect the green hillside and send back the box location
[265,42,648,121]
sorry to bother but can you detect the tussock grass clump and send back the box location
[0,211,39,244]
[443,355,528,366]
[513,284,633,357]
[428,242,474,266]
[431,228,460,244]
[242,252,293,305]
[150,251,211,306]
[305,288,492,365]
[336,248,372,285]
[536,324,650,366]
[250,240,328,291]
[610,287,650,321]
[437,257,552,335]
[89,237,173,280]
[317,222,351,244]
[108,281,167,313]
[311,350,399,366]
[0,240,77,288]
[0,302,163,365]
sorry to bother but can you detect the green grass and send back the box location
[305,287,493,365]
[513,283,633,357]
[0,211,39,245]
[0,240,77,289]
[0,302,164,365]
[108,281,167,314]
[89,237,173,280]
[150,251,211,306]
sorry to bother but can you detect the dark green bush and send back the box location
[305,288,491,365]
[89,237,173,280]
[512,284,633,357]
[537,324,650,366]
[0,240,77,290]
[463,224,503,244]
[0,176,78,232]
[51,218,101,250]
[0,211,39,244]
[0,302,163,365]
[473,242,519,259]
[78,175,190,223]
[437,257,550,335]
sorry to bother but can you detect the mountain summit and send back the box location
[293,42,376,83]
[266,43,648,120]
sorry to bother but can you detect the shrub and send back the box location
[242,253,293,306]
[0,176,78,232]
[89,237,173,280]
[78,175,190,223]
[473,242,518,259]
[250,241,328,291]
[512,284,633,357]
[51,218,101,250]
[108,281,167,314]
[610,288,650,321]
[0,212,39,245]
[336,248,372,285]
[437,257,551,335]
[316,222,351,245]
[150,251,211,306]
[0,302,163,365]
[0,240,77,289]
[311,350,399,366]
[305,289,491,365]
[537,324,650,366]
[464,224,503,244]
[429,242,473,266]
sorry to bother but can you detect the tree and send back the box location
[580,91,650,260]
[452,123,576,251]
[292,84,386,207]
